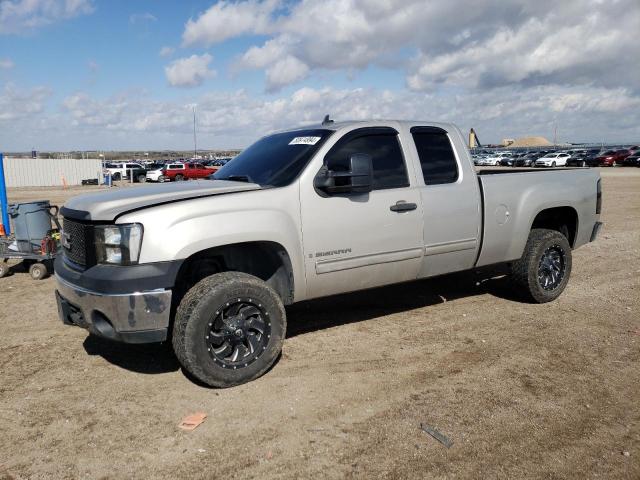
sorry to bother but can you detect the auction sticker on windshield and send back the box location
[289,136,321,145]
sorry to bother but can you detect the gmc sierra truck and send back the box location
[55,120,603,387]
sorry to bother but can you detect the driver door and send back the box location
[300,127,424,300]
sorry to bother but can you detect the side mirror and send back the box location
[314,153,373,195]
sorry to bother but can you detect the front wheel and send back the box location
[175,174,184,181]
[158,176,166,183]
[137,174,147,183]
[551,161,556,167]
[510,228,572,303]
[172,272,286,388]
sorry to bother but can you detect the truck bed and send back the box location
[475,167,600,268]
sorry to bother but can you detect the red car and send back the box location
[159,163,212,182]
[594,149,631,167]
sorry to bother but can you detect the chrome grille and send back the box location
[62,218,90,266]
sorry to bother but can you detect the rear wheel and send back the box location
[112,172,121,181]
[137,174,147,183]
[29,262,49,280]
[172,272,286,388]
[0,262,10,278]
[175,174,184,181]
[158,176,166,183]
[511,228,572,303]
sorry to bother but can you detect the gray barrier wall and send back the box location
[3,157,102,187]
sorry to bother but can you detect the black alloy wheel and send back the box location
[172,271,286,387]
[510,228,572,303]
[537,245,566,291]
[205,298,271,369]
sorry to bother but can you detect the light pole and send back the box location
[193,105,197,160]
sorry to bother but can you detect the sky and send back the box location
[0,0,639,151]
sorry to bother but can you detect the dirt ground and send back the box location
[1,169,638,479]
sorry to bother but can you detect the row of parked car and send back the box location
[473,146,640,168]
[102,158,233,183]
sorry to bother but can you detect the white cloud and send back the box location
[0,0,94,34]
[0,58,14,69]
[265,55,309,92]
[159,46,175,57]
[182,0,279,47]
[129,12,157,24]
[185,0,640,94]
[164,53,216,87]
[0,83,51,121]
[2,83,637,150]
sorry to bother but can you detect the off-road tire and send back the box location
[172,272,286,388]
[511,228,572,303]
[29,262,49,280]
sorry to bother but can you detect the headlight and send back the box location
[94,224,143,265]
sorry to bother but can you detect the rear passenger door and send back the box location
[410,126,482,278]
[300,127,424,299]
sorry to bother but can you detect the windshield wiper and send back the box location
[219,174,254,183]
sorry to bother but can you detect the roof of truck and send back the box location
[276,119,457,134]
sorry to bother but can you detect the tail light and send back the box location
[596,178,602,214]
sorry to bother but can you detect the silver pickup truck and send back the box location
[55,120,603,387]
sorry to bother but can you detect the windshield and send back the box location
[213,129,333,187]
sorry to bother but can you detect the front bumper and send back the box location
[55,275,172,343]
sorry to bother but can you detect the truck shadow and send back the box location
[83,335,180,374]
[286,269,520,338]
[80,268,519,378]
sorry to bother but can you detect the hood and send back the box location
[61,179,261,221]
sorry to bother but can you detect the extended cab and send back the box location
[55,120,603,387]
[159,162,211,182]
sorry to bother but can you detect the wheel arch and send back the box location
[530,206,579,247]
[172,241,295,307]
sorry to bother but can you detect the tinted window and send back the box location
[214,129,333,187]
[324,133,408,190]
[168,164,183,169]
[412,131,458,185]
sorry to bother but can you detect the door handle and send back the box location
[390,201,417,212]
